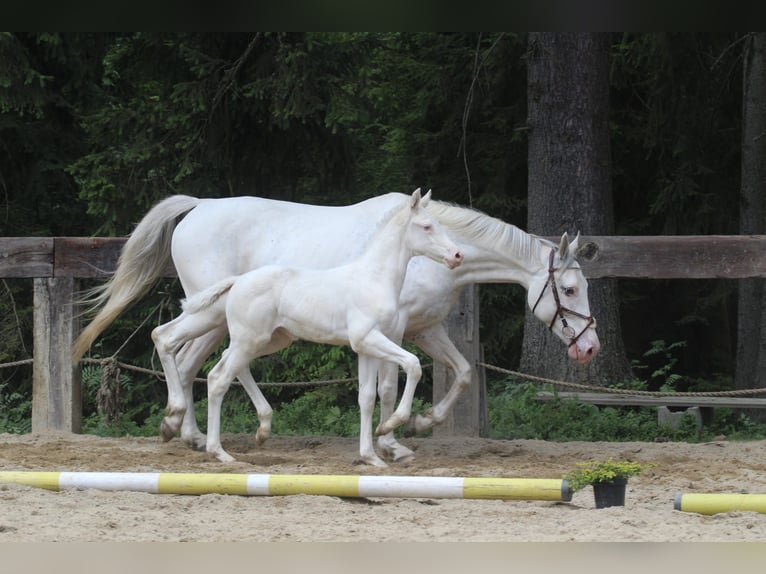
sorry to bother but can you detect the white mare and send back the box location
[180,189,462,463]
[72,189,600,465]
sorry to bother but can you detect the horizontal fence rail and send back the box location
[5,235,766,280]
[3,234,766,435]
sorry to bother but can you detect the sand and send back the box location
[1,431,765,542]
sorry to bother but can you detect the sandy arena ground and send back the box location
[1,431,765,542]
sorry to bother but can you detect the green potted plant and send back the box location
[563,459,652,509]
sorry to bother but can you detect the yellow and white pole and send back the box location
[0,471,571,501]
[675,492,766,515]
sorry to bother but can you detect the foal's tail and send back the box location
[71,195,202,362]
[180,276,237,315]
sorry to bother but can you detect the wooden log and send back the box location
[4,235,766,280]
[0,237,53,278]
[432,285,488,437]
[32,277,81,432]
[568,235,766,279]
[535,391,766,408]
[53,237,176,278]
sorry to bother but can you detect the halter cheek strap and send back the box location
[531,249,596,347]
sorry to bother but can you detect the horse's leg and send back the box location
[404,322,472,435]
[355,355,387,467]
[376,361,416,463]
[175,327,227,450]
[151,305,225,442]
[352,330,422,437]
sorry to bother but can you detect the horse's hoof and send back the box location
[255,429,270,446]
[160,419,177,442]
[403,417,418,438]
[183,435,208,451]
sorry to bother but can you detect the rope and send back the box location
[81,357,359,388]
[5,354,766,398]
[478,362,766,398]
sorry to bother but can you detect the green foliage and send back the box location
[79,363,166,437]
[0,381,32,433]
[269,387,364,437]
[487,382,661,441]
[564,459,651,492]
[632,339,687,391]
[486,380,766,443]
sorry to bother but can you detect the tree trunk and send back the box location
[737,33,766,400]
[521,32,632,386]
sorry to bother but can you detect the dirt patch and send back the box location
[1,432,765,541]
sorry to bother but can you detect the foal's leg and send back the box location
[356,355,387,467]
[376,361,416,463]
[206,341,263,463]
[235,330,295,446]
[352,330,422,438]
[404,323,472,435]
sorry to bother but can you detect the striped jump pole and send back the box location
[675,492,766,515]
[0,471,571,501]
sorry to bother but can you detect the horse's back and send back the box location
[172,193,408,294]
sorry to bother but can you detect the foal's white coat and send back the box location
[181,189,462,464]
[73,189,600,465]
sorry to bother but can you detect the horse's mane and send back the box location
[428,200,549,264]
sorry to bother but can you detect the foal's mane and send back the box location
[428,200,549,264]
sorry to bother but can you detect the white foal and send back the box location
[181,189,463,465]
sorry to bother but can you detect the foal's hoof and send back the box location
[352,455,388,468]
[212,450,236,463]
[393,451,416,464]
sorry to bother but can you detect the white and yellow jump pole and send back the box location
[675,492,766,515]
[0,471,571,501]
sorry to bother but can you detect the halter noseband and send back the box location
[531,249,595,347]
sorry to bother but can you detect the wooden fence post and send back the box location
[32,277,81,432]
[431,285,488,437]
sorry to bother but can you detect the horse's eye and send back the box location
[562,287,576,297]
[423,224,432,232]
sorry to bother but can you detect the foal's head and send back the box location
[403,188,463,270]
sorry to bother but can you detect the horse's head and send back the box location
[527,233,600,364]
[406,188,464,269]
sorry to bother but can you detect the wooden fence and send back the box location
[3,235,766,436]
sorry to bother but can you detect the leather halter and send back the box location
[531,249,595,347]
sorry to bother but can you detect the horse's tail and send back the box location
[180,276,238,315]
[71,195,202,362]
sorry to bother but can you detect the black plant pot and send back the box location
[592,478,627,508]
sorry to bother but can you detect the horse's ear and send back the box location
[559,232,580,261]
[421,188,432,207]
[569,232,580,253]
[411,187,422,209]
